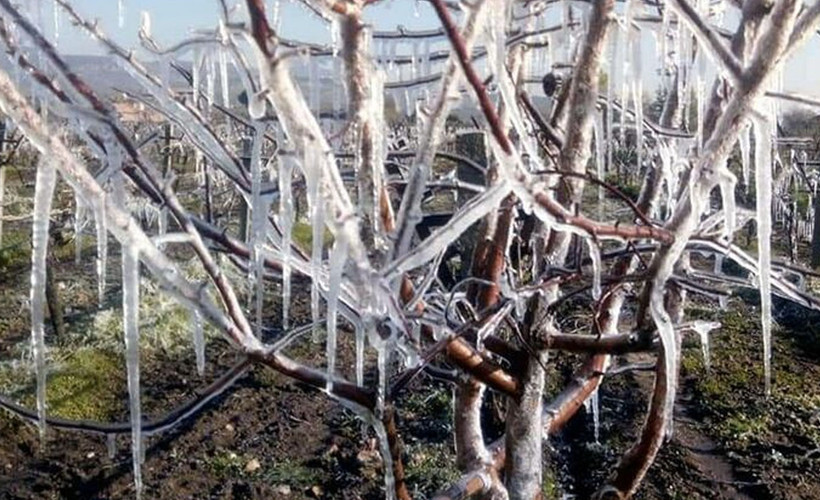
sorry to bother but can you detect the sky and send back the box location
[49,0,438,54]
[37,0,820,105]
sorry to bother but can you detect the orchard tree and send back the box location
[1,0,820,499]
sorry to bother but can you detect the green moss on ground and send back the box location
[46,348,123,421]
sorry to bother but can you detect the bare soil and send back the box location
[0,219,818,499]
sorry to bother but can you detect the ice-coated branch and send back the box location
[666,0,743,82]
[52,0,249,189]
[609,0,806,495]
[391,0,488,260]
[0,67,258,351]
[429,0,511,154]
[2,0,257,343]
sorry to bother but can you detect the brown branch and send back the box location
[532,188,674,244]
[538,331,654,354]
[246,0,273,57]
[383,405,412,500]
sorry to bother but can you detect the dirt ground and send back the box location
[0,209,818,499]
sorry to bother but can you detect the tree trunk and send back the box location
[504,353,547,500]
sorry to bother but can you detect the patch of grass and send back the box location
[206,450,244,478]
[404,442,459,495]
[542,465,559,499]
[47,349,123,421]
[714,413,771,449]
[87,278,216,354]
[264,458,321,487]
[291,220,333,251]
[0,231,30,272]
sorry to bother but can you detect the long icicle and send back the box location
[325,234,348,391]
[279,155,294,329]
[753,117,773,397]
[93,197,108,307]
[122,244,143,497]
[31,157,57,442]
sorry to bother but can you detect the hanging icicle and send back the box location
[753,117,773,397]
[279,155,294,330]
[118,0,125,28]
[73,192,84,264]
[325,235,348,391]
[191,308,205,376]
[31,158,57,442]
[93,198,108,306]
[122,244,142,497]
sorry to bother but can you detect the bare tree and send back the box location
[1,0,820,498]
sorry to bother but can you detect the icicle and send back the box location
[107,433,116,459]
[355,324,365,386]
[631,17,644,169]
[122,244,142,498]
[594,111,605,211]
[118,0,125,28]
[586,239,602,300]
[191,308,205,376]
[249,127,267,336]
[52,0,59,40]
[410,40,418,79]
[304,147,325,344]
[325,236,348,391]
[248,90,267,120]
[372,417,396,500]
[719,167,737,240]
[310,201,325,344]
[93,198,108,306]
[271,0,281,31]
[591,389,600,443]
[31,159,57,442]
[753,117,773,396]
[279,156,294,330]
[739,123,751,191]
[0,162,5,248]
[192,49,201,108]
[376,339,388,415]
[206,51,216,107]
[330,17,340,57]
[422,39,431,76]
[219,49,230,106]
[73,192,84,264]
[139,10,151,39]
[309,56,320,115]
[690,320,719,371]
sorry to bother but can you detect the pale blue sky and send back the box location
[42,0,820,102]
[50,0,439,54]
